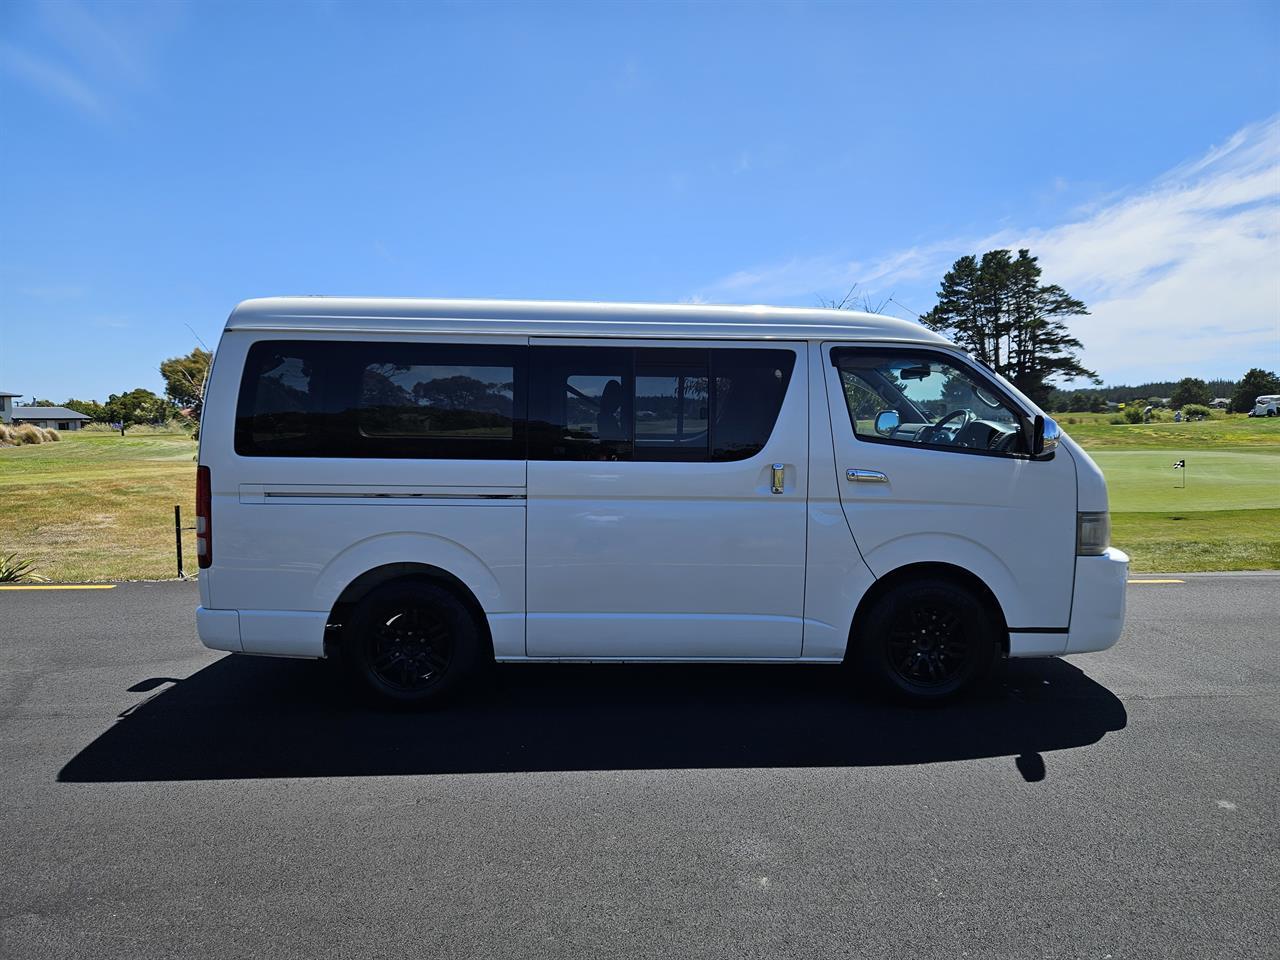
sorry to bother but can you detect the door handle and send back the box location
[846,468,888,483]
[771,463,785,494]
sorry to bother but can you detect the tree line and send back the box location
[1044,372,1277,414]
[28,348,212,435]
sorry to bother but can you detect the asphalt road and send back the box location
[1,576,1277,959]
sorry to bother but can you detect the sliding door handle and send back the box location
[846,468,888,483]
[771,463,785,494]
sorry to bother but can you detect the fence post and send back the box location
[174,504,184,579]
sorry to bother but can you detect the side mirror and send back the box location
[874,410,901,437]
[1032,414,1061,457]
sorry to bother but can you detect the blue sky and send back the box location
[2,0,1277,403]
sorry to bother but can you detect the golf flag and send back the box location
[1173,459,1185,469]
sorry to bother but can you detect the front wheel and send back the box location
[345,581,481,707]
[858,578,998,701]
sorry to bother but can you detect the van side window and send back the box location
[710,349,795,461]
[238,350,321,453]
[636,350,710,461]
[235,340,526,459]
[528,346,795,462]
[359,361,515,439]
[528,347,632,461]
[832,348,1028,456]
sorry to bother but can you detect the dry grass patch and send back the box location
[0,431,197,581]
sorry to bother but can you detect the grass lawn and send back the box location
[1068,413,1280,572]
[1111,509,1280,574]
[0,431,197,582]
[0,414,1275,581]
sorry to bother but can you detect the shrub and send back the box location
[82,422,186,436]
[1107,415,1126,424]
[45,428,61,441]
[0,424,13,446]
[0,553,45,583]
[1181,403,1213,420]
[13,423,45,444]
[1123,407,1144,424]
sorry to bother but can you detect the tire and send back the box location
[858,577,997,701]
[345,580,481,707]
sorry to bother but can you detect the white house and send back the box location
[0,391,19,424]
[12,405,92,431]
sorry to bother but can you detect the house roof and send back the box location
[224,296,950,345]
[0,391,22,398]
[13,406,91,420]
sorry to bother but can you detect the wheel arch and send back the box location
[325,562,494,662]
[847,561,1010,662]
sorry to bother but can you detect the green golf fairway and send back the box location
[1090,449,1280,512]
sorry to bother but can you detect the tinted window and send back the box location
[236,340,525,458]
[359,362,514,439]
[238,349,321,453]
[528,346,794,462]
[636,350,710,461]
[527,347,632,461]
[710,349,794,461]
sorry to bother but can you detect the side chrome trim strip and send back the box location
[262,491,526,500]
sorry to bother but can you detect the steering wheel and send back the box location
[920,408,973,445]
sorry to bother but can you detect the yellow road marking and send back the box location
[0,584,117,591]
[1127,579,1185,584]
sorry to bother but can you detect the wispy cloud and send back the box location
[0,40,107,118]
[39,0,147,85]
[699,115,1280,382]
[1008,116,1280,380]
[0,0,180,120]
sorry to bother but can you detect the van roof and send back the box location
[225,296,950,344]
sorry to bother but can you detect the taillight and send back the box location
[196,465,212,568]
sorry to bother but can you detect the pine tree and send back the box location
[1170,377,1212,409]
[922,248,1098,405]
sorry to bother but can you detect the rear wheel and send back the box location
[859,577,997,701]
[345,580,481,707]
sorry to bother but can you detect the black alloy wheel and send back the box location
[346,581,480,707]
[859,577,997,701]
[885,602,969,688]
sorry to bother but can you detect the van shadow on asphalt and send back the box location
[58,655,1126,783]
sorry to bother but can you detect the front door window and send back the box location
[834,349,1027,456]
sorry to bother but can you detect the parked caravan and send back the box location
[1249,395,1278,417]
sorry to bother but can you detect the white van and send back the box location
[196,297,1128,704]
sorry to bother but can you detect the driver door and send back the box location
[822,343,1078,631]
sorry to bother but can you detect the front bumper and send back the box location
[1064,546,1129,654]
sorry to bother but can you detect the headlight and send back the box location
[1077,511,1111,556]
